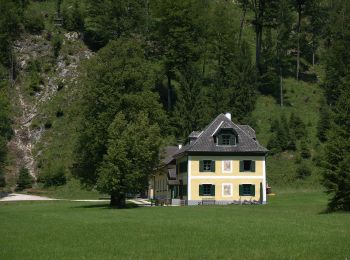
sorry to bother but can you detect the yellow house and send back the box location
[151,113,268,205]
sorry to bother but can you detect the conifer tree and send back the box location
[317,98,331,142]
[16,168,32,191]
[321,0,350,211]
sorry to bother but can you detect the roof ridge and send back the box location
[188,114,225,148]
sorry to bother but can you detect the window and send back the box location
[200,160,215,172]
[217,130,237,146]
[240,160,256,172]
[222,135,231,145]
[204,161,211,171]
[222,160,232,173]
[222,183,232,197]
[239,184,255,196]
[199,184,215,196]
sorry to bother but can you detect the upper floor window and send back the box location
[200,160,215,172]
[239,160,256,172]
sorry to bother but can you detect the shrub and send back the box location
[23,10,45,34]
[38,164,66,187]
[56,110,64,117]
[62,1,84,32]
[16,167,32,191]
[300,139,311,159]
[296,162,312,179]
[44,120,52,129]
[51,34,63,58]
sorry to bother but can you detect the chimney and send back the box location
[225,112,231,121]
[178,144,182,149]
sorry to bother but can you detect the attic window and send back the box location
[217,134,236,146]
[222,135,231,145]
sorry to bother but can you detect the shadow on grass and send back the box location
[72,202,141,210]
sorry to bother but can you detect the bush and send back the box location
[51,34,63,58]
[296,162,312,179]
[17,167,32,191]
[23,10,45,34]
[62,1,84,32]
[300,139,311,159]
[38,164,66,187]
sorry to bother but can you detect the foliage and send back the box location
[83,0,147,51]
[16,167,32,191]
[23,8,44,34]
[300,139,311,159]
[317,98,331,142]
[73,38,167,205]
[38,164,66,187]
[296,161,312,179]
[62,1,84,32]
[51,33,63,58]
[321,0,350,212]
[97,112,161,207]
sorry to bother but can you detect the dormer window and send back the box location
[216,130,237,146]
[222,135,231,145]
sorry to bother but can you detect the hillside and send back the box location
[1,0,329,196]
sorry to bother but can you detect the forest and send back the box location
[0,0,349,210]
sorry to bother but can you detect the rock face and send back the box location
[8,32,92,178]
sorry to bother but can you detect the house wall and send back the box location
[187,155,266,204]
[154,173,170,199]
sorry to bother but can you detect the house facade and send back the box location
[150,113,268,205]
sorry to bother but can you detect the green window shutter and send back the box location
[210,185,215,196]
[218,135,223,145]
[229,135,235,145]
[211,160,215,172]
[199,160,204,172]
[239,185,243,196]
[251,161,256,172]
[250,185,255,196]
[239,161,244,172]
[199,185,203,196]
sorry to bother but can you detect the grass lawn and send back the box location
[0,191,349,259]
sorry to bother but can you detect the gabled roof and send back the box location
[175,114,267,156]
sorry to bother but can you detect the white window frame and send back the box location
[222,160,232,173]
[222,183,233,197]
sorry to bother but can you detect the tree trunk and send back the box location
[167,74,172,112]
[110,192,126,208]
[238,4,247,44]
[296,6,301,81]
[280,67,283,107]
[254,0,264,74]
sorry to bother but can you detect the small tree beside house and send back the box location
[96,112,162,207]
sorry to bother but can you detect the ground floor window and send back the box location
[239,184,255,196]
[199,184,215,196]
[222,183,233,197]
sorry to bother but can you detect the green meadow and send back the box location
[1,191,349,259]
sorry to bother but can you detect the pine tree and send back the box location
[321,0,350,211]
[16,168,32,191]
[289,112,307,139]
[300,139,311,159]
[317,98,331,142]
